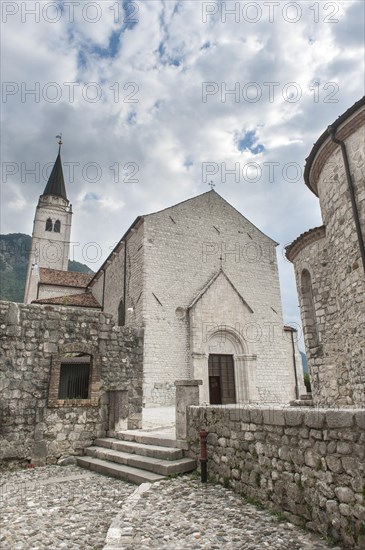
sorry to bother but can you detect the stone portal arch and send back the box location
[192,326,257,404]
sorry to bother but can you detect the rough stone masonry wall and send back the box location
[187,405,365,549]
[293,114,365,407]
[0,301,143,465]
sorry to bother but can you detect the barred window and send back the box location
[45,218,53,231]
[58,354,91,400]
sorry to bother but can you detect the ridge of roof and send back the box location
[89,189,278,286]
[144,190,279,246]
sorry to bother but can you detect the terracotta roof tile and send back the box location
[39,268,93,288]
[33,292,101,308]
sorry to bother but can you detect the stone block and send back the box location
[335,487,355,504]
[285,410,303,426]
[304,448,321,468]
[354,410,365,430]
[263,408,285,426]
[304,410,325,429]
[249,408,263,424]
[325,411,354,429]
[336,442,352,455]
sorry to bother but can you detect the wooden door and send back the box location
[208,354,236,404]
[209,376,222,404]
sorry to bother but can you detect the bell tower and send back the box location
[24,136,72,304]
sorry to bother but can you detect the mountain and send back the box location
[300,351,308,373]
[0,233,93,303]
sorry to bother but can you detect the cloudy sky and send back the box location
[1,0,364,345]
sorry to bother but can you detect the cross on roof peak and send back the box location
[56,133,63,153]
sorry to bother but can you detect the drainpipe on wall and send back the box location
[290,329,300,399]
[101,268,106,311]
[327,125,365,275]
[123,240,127,325]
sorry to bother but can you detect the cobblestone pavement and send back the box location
[0,465,135,550]
[1,465,336,550]
[109,476,335,550]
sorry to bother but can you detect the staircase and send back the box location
[77,430,196,484]
[290,393,314,407]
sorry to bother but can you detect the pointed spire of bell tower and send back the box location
[24,134,73,303]
[43,134,67,200]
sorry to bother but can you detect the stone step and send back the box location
[94,438,183,460]
[111,430,178,448]
[85,446,196,476]
[77,456,165,484]
[290,399,314,407]
[299,394,313,400]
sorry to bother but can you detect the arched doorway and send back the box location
[206,327,251,404]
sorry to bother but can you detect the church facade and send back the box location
[25,144,304,407]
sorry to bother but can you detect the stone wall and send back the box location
[287,105,365,407]
[0,301,143,465]
[186,405,365,549]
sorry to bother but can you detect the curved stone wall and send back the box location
[287,101,365,407]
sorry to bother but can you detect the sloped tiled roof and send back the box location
[39,268,93,288]
[285,226,326,262]
[33,292,101,308]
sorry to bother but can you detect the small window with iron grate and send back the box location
[58,353,91,400]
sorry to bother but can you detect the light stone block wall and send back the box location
[189,272,305,403]
[98,192,303,407]
[141,192,297,406]
[90,270,104,307]
[91,222,145,325]
[124,222,145,327]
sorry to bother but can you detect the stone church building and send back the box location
[24,140,304,408]
[286,96,365,408]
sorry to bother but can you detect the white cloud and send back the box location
[1,0,364,340]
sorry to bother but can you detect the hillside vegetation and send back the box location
[0,233,93,303]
